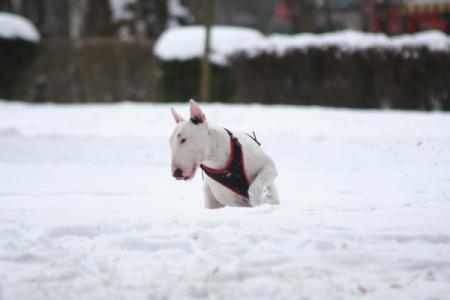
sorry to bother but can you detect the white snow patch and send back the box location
[155,27,450,64]
[0,100,450,300]
[108,0,136,21]
[0,12,40,42]
[257,31,388,55]
[167,0,189,18]
[167,0,191,28]
[236,29,450,58]
[154,25,265,65]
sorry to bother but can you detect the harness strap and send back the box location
[247,131,261,146]
[200,128,250,198]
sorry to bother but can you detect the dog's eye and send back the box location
[180,138,186,144]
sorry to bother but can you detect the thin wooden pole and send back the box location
[200,0,214,102]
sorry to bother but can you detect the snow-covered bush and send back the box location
[0,12,40,99]
[231,30,450,57]
[230,45,450,110]
[154,26,262,102]
[158,58,233,102]
[228,30,450,110]
[154,27,450,109]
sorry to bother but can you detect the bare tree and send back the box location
[68,0,87,39]
[83,0,113,37]
[138,0,168,38]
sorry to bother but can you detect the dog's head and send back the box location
[169,99,208,180]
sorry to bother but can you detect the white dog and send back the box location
[170,99,279,208]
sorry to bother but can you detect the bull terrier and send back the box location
[170,99,279,208]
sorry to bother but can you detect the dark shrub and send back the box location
[0,38,38,99]
[12,38,158,103]
[229,47,450,111]
[158,59,234,102]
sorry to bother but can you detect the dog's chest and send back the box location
[205,177,250,207]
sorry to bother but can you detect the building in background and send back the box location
[369,0,450,34]
[209,0,450,34]
[209,0,366,34]
[1,0,449,38]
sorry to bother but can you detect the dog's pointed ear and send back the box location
[171,107,184,124]
[189,99,206,124]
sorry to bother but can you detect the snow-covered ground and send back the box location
[0,101,449,300]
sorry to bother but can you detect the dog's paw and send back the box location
[248,185,268,207]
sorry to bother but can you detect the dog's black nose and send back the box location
[173,168,183,178]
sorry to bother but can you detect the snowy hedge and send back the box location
[228,30,450,110]
[154,25,263,65]
[154,26,261,102]
[232,30,450,58]
[155,27,450,65]
[155,27,450,110]
[0,12,40,99]
[158,59,234,102]
[230,46,450,110]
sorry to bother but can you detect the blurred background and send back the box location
[0,0,449,110]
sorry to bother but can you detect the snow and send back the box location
[0,12,40,43]
[155,27,450,64]
[167,0,191,28]
[1,100,450,300]
[154,26,264,65]
[238,30,450,57]
[167,0,189,18]
[108,0,136,21]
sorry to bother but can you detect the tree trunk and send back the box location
[68,0,87,39]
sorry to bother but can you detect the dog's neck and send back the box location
[202,122,231,170]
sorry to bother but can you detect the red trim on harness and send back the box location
[200,138,235,174]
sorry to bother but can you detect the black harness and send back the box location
[201,129,259,198]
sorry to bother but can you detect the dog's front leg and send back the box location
[248,162,278,206]
[203,182,224,209]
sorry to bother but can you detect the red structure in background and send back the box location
[369,0,450,34]
[275,2,293,23]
